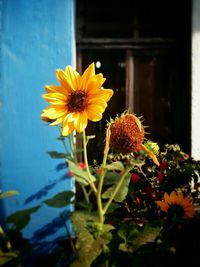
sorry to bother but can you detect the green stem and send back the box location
[80,184,90,204]
[57,127,86,205]
[103,165,134,215]
[69,131,78,163]
[82,130,97,194]
[56,126,69,153]
[57,127,90,205]
[97,143,110,224]
[56,126,78,163]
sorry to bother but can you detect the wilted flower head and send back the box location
[41,63,113,136]
[109,113,144,154]
[109,113,159,165]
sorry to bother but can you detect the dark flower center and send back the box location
[67,90,87,112]
[168,204,185,219]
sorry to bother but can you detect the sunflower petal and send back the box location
[45,85,65,94]
[86,106,103,121]
[56,69,75,91]
[164,192,170,204]
[89,88,113,102]
[43,92,67,101]
[80,63,95,89]
[62,123,75,136]
[73,112,88,133]
[156,201,168,213]
[88,98,108,109]
[170,191,177,204]
[42,93,67,105]
[42,106,67,119]
[41,108,55,122]
[86,73,106,91]
[50,116,65,126]
[64,66,80,90]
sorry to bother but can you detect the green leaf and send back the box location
[47,151,71,159]
[118,224,160,253]
[70,211,98,234]
[67,160,96,186]
[7,206,41,230]
[73,176,88,186]
[131,225,160,251]
[0,190,19,199]
[105,161,125,172]
[43,191,74,208]
[102,174,131,202]
[105,202,120,213]
[118,224,140,253]
[75,200,93,211]
[70,211,112,267]
[118,224,139,243]
[103,171,122,185]
[0,250,19,265]
[70,212,99,267]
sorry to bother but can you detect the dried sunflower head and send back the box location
[109,113,144,154]
[108,112,159,166]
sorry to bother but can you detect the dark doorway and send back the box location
[76,0,191,162]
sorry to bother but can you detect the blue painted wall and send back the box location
[0,0,75,264]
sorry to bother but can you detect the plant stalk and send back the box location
[82,130,97,194]
[80,184,90,205]
[103,164,134,215]
[96,138,110,224]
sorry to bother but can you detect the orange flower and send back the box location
[41,63,113,136]
[156,191,195,219]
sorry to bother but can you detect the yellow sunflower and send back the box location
[41,63,113,136]
[156,191,195,219]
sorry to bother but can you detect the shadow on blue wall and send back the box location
[22,167,74,266]
[25,215,73,267]
[24,163,68,205]
[1,163,74,266]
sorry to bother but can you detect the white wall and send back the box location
[192,0,200,159]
